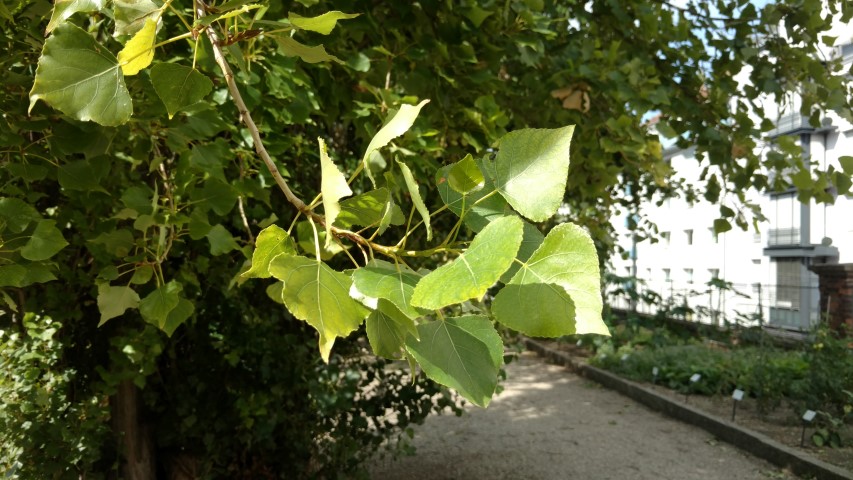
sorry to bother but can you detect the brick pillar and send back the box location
[809,263,853,335]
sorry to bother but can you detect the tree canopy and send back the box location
[1,0,851,477]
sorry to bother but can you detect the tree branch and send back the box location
[199,2,419,259]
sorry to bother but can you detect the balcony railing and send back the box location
[768,228,800,246]
[768,112,812,137]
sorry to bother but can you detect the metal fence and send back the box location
[605,279,821,332]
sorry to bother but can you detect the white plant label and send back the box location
[690,374,701,383]
[802,410,817,422]
[621,354,629,362]
[652,367,659,376]
[732,389,744,401]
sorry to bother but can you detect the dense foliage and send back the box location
[2,0,851,477]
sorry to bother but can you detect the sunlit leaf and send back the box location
[361,100,429,185]
[288,11,359,35]
[46,0,107,34]
[30,23,132,126]
[396,159,431,241]
[275,36,343,64]
[405,315,502,407]
[319,138,352,247]
[448,154,485,194]
[113,0,161,36]
[411,216,522,310]
[494,126,575,222]
[117,17,157,75]
[242,225,295,279]
[269,254,368,361]
[335,188,389,229]
[352,259,424,319]
[436,160,511,232]
[492,222,607,336]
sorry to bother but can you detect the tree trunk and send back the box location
[112,379,156,480]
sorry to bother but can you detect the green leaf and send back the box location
[839,156,853,175]
[713,218,733,234]
[411,216,522,310]
[365,299,417,359]
[117,17,156,75]
[436,160,511,232]
[89,230,135,257]
[492,222,607,336]
[319,138,352,247]
[448,154,485,194]
[361,100,429,186]
[58,159,108,193]
[464,5,493,27]
[352,259,424,319]
[20,264,59,287]
[346,52,370,72]
[197,4,261,26]
[113,0,161,36]
[500,220,545,283]
[494,126,575,222]
[150,63,214,119]
[139,280,181,329]
[335,188,390,229]
[405,315,502,407]
[296,221,344,260]
[206,224,239,255]
[242,225,295,279]
[0,265,27,288]
[130,265,154,285]
[46,0,107,34]
[0,197,41,233]
[269,255,369,361]
[196,178,237,215]
[266,282,285,304]
[162,298,194,337]
[97,284,140,326]
[288,11,359,35]
[29,23,132,127]
[396,159,432,241]
[275,36,343,64]
[21,220,68,261]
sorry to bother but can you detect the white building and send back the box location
[609,20,853,331]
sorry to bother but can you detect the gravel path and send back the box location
[369,351,798,479]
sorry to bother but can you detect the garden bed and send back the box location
[535,336,853,475]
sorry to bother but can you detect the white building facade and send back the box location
[609,23,853,331]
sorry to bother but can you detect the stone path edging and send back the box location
[523,337,853,480]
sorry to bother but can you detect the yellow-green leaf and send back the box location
[118,17,157,75]
[319,138,352,247]
[288,11,359,35]
[361,100,429,186]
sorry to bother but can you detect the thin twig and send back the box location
[199,3,420,259]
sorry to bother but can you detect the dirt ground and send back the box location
[369,351,800,480]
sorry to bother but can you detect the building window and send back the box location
[663,268,671,281]
[661,231,670,246]
[775,258,800,310]
[768,192,800,246]
[752,259,761,265]
[685,229,693,245]
[709,269,720,280]
[684,268,694,284]
[709,228,718,244]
